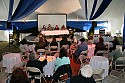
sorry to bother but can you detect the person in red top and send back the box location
[54,25,59,30]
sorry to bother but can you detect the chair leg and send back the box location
[0,70,2,81]
[43,76,47,83]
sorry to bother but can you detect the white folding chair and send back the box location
[37,49,46,55]
[115,57,125,70]
[50,46,58,56]
[26,67,47,83]
[93,69,105,83]
[108,68,125,83]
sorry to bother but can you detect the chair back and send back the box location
[50,46,58,50]
[93,69,104,75]
[26,67,47,83]
[93,69,104,82]
[53,64,72,82]
[115,57,125,70]
[37,49,46,55]
[109,68,125,82]
[37,49,45,53]
[50,46,58,56]
[26,67,41,73]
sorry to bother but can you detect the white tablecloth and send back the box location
[39,56,56,77]
[89,56,109,79]
[3,53,21,73]
[41,30,69,36]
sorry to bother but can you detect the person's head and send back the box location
[59,47,68,58]
[114,36,118,41]
[80,38,85,42]
[80,65,93,78]
[62,35,68,41]
[29,53,36,60]
[39,37,44,43]
[62,25,65,28]
[10,68,28,83]
[43,25,46,28]
[21,39,27,45]
[48,24,51,27]
[116,45,122,52]
[52,37,56,42]
[88,40,93,45]
[99,38,104,43]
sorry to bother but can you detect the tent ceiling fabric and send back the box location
[0,0,125,35]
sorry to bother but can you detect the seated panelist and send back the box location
[47,24,53,30]
[54,25,59,30]
[61,25,66,30]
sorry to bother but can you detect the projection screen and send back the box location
[38,14,67,31]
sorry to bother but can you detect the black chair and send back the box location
[52,64,72,82]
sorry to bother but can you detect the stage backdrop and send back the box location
[37,14,66,31]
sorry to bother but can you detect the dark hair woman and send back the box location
[7,68,29,83]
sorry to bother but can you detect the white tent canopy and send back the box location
[0,0,125,36]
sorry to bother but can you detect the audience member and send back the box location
[52,47,71,82]
[33,32,43,42]
[74,38,88,58]
[54,47,70,71]
[19,39,29,54]
[94,38,107,55]
[50,37,58,46]
[112,36,120,50]
[70,42,77,50]
[26,53,47,74]
[35,37,48,51]
[66,65,96,83]
[87,40,95,58]
[54,25,59,30]
[6,68,29,83]
[69,42,77,56]
[108,45,123,63]
[60,35,70,47]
